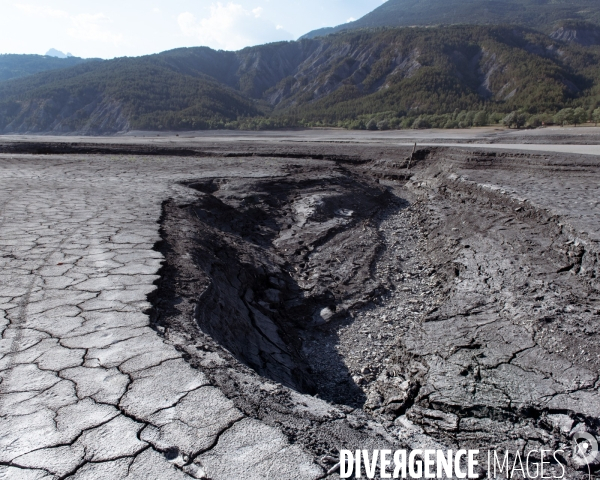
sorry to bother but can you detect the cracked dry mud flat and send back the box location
[0,137,599,479]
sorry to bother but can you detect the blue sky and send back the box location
[0,1,386,58]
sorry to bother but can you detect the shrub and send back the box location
[443,119,459,129]
[473,111,489,127]
[412,116,432,129]
[377,119,390,130]
[592,108,600,126]
[502,111,526,128]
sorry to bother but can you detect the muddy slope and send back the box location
[149,164,406,464]
[146,147,599,478]
[402,149,600,476]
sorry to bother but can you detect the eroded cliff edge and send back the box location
[144,145,600,478]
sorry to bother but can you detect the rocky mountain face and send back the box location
[0,25,598,134]
[1,96,131,136]
[241,27,582,112]
[302,0,600,40]
[550,21,600,46]
[156,41,323,100]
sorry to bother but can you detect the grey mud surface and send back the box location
[0,131,599,479]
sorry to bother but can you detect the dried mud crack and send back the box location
[2,140,599,479]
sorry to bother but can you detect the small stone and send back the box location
[313,307,335,325]
[183,463,207,479]
[546,414,574,434]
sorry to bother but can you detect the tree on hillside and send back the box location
[366,118,378,130]
[502,111,526,129]
[573,107,588,126]
[554,108,575,126]
[593,108,600,126]
[473,111,489,127]
[412,116,432,129]
[377,119,390,130]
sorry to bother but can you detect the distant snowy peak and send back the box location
[45,48,74,59]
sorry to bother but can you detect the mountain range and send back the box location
[0,54,93,83]
[302,0,600,40]
[2,0,600,134]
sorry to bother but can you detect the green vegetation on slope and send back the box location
[2,25,600,133]
[0,54,94,82]
[0,57,260,133]
[281,26,600,128]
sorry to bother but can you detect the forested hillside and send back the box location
[0,56,260,133]
[0,54,94,83]
[2,25,600,133]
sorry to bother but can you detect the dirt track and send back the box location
[0,132,599,479]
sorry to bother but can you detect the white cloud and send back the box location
[14,3,69,18]
[346,17,356,23]
[68,13,123,44]
[178,2,293,51]
[15,4,123,45]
